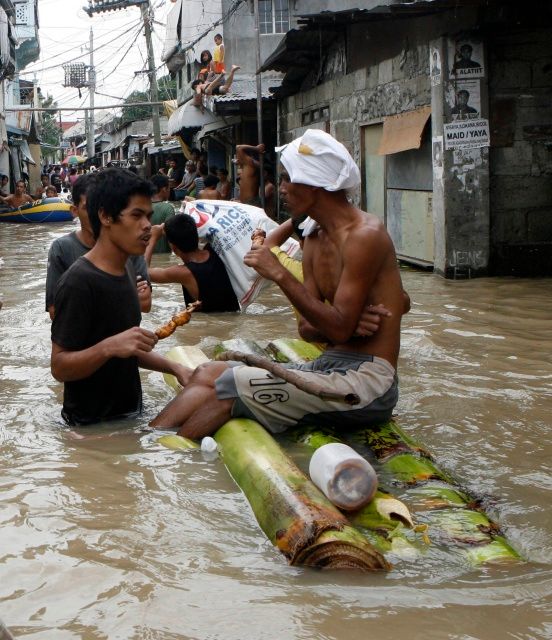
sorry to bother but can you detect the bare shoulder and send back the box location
[348,209,391,247]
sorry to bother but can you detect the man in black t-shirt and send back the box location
[51,168,189,426]
[167,158,184,201]
[46,172,152,319]
[50,167,63,193]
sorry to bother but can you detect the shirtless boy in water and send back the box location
[150,130,405,437]
[0,180,34,208]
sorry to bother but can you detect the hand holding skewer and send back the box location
[250,228,266,247]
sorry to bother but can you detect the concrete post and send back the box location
[431,34,490,278]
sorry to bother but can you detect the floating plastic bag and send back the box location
[182,200,299,308]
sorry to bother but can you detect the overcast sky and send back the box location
[20,0,172,123]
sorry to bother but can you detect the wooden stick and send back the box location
[215,350,360,405]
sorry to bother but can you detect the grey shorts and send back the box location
[214,349,398,433]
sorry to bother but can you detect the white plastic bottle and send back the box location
[309,443,378,511]
[201,436,219,461]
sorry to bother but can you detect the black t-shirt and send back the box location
[51,257,142,425]
[45,231,150,311]
[182,245,240,312]
[171,167,184,184]
[50,173,62,192]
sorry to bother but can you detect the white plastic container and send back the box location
[200,436,219,461]
[309,443,378,511]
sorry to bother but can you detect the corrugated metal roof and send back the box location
[205,78,282,112]
[296,0,465,25]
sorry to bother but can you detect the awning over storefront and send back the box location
[199,115,240,139]
[167,100,221,136]
[377,106,431,155]
[76,133,104,151]
[143,136,187,155]
[102,131,127,154]
[19,139,36,165]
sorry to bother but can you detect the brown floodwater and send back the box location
[0,220,551,639]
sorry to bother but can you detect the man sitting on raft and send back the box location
[150,129,406,437]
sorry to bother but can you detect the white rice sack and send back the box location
[183,200,299,308]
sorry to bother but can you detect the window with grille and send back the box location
[259,0,289,35]
[14,1,30,25]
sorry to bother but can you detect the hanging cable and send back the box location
[19,20,143,76]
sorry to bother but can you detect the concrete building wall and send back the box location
[276,6,551,277]
[279,9,480,166]
[222,0,286,77]
[488,26,552,275]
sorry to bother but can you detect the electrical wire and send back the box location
[101,25,144,83]
[19,20,143,75]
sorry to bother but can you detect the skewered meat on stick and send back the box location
[250,228,266,247]
[155,301,202,339]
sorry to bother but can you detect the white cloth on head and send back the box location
[276,129,361,236]
[275,129,360,192]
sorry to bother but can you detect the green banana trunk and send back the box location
[215,338,422,557]
[161,344,389,571]
[230,338,521,566]
[293,427,422,557]
[351,421,521,564]
[266,338,323,364]
[215,418,390,571]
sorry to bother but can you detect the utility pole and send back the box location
[87,27,96,162]
[85,0,161,147]
[140,2,161,146]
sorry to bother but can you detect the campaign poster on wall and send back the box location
[449,40,484,78]
[430,47,442,86]
[447,79,481,120]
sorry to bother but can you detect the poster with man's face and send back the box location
[449,40,484,78]
[446,79,481,120]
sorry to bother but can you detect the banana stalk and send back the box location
[215,419,389,571]
[293,427,423,557]
[246,338,522,566]
[266,338,323,364]
[351,422,521,564]
[161,344,389,571]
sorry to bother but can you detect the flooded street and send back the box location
[0,220,551,640]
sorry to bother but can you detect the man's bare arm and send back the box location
[236,143,264,167]
[137,352,191,387]
[144,225,164,266]
[264,219,294,249]
[244,228,388,345]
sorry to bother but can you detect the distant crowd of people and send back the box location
[0,164,101,209]
[157,144,275,218]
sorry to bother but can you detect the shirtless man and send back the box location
[0,180,34,208]
[150,129,405,438]
[197,174,220,199]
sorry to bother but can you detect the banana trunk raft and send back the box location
[162,345,389,572]
[161,338,521,569]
